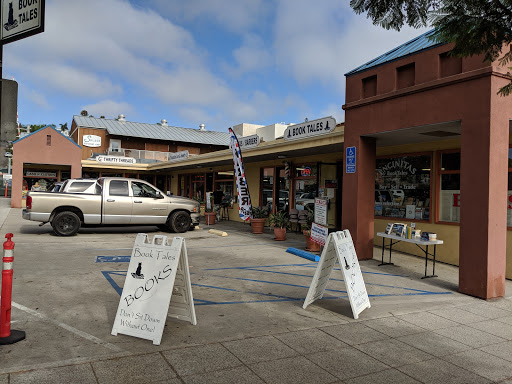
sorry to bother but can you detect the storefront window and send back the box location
[261,168,274,211]
[439,151,461,223]
[439,149,512,226]
[375,154,431,220]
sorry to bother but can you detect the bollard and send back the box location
[0,233,25,345]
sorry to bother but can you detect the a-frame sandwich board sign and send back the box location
[303,230,371,319]
[112,234,197,345]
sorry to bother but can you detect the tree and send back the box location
[350,0,512,95]
[80,110,88,116]
[60,122,68,131]
[29,124,46,132]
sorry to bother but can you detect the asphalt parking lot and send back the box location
[1,199,512,383]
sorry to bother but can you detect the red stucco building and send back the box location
[343,30,512,299]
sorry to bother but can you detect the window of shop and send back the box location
[261,168,274,211]
[375,154,432,220]
[215,171,234,205]
[192,174,205,202]
[178,171,234,204]
[179,174,190,198]
[438,150,460,223]
[82,171,99,179]
[294,163,318,211]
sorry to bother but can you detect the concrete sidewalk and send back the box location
[0,208,511,383]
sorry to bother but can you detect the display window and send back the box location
[437,150,461,224]
[178,171,234,205]
[294,163,318,211]
[375,153,432,221]
[261,168,274,211]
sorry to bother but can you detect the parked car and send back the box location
[22,177,200,236]
[295,192,316,210]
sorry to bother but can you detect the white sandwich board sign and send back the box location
[303,230,370,319]
[112,234,197,345]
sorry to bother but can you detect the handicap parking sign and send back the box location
[346,146,356,174]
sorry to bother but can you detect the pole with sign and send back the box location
[0,0,45,158]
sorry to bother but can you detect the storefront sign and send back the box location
[96,155,136,164]
[25,171,56,178]
[303,230,371,319]
[311,222,328,246]
[83,135,102,147]
[229,128,252,220]
[112,234,197,345]
[1,0,45,45]
[169,150,189,162]
[346,146,356,174]
[284,116,336,141]
[314,198,328,226]
[325,179,338,188]
[239,134,260,149]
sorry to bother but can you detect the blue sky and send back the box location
[3,0,429,132]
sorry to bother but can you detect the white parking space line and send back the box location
[12,302,124,353]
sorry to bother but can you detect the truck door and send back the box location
[131,180,168,224]
[103,179,132,224]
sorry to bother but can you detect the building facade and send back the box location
[342,30,512,299]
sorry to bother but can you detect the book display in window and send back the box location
[375,154,431,221]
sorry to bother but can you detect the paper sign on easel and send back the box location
[303,230,371,319]
[111,234,197,345]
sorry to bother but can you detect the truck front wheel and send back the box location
[52,211,81,236]
[170,211,191,233]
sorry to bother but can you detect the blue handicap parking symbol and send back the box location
[346,146,356,173]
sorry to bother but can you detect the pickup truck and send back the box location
[22,177,201,236]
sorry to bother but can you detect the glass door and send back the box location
[276,166,289,212]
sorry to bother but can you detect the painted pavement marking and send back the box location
[12,302,124,352]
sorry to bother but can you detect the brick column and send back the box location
[342,135,376,260]
[459,116,507,299]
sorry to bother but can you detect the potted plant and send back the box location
[301,207,320,252]
[268,210,290,241]
[250,206,268,234]
[204,195,216,225]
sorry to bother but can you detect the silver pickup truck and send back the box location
[22,177,200,236]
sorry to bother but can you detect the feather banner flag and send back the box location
[229,127,252,221]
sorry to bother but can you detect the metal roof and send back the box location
[73,116,230,146]
[345,29,445,76]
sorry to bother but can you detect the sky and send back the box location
[3,0,429,133]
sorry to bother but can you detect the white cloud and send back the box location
[80,100,134,119]
[26,89,50,109]
[148,0,270,33]
[274,0,430,91]
[321,103,345,124]
[225,34,273,76]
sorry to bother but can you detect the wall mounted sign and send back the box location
[324,179,338,188]
[346,146,356,174]
[25,171,56,178]
[82,135,102,148]
[112,234,197,345]
[96,155,136,164]
[284,116,336,141]
[303,230,371,319]
[169,150,189,162]
[1,0,45,45]
[238,134,260,149]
